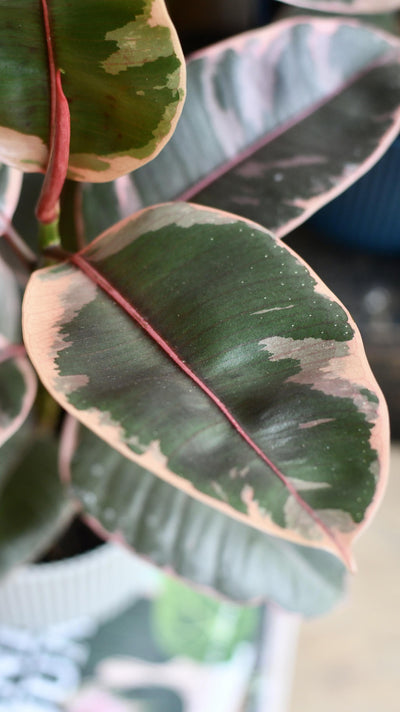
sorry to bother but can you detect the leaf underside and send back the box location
[0,0,185,181]
[66,421,347,616]
[0,164,23,234]
[0,257,20,342]
[23,203,389,566]
[82,17,400,241]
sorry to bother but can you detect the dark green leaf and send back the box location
[23,203,389,565]
[0,0,185,181]
[66,422,347,616]
[0,426,74,577]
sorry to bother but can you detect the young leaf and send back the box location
[277,0,400,13]
[82,17,400,241]
[63,420,347,617]
[0,426,75,578]
[0,0,185,182]
[23,203,389,566]
[0,336,37,449]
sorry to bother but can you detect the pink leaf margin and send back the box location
[0,337,37,449]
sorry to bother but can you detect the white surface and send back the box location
[256,607,300,712]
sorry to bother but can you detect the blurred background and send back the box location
[291,443,400,712]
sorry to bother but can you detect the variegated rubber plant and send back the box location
[0,0,398,617]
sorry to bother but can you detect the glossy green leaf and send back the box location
[0,0,185,182]
[64,420,347,616]
[278,0,400,13]
[0,425,74,577]
[82,17,400,241]
[0,336,37,449]
[23,203,389,565]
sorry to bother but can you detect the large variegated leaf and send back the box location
[23,203,389,566]
[82,17,400,241]
[0,336,36,449]
[63,420,346,616]
[0,0,185,181]
[278,0,400,13]
[0,425,75,577]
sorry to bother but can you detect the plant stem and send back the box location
[39,217,62,250]
[1,219,38,269]
[43,245,72,263]
[36,382,63,434]
[59,180,86,252]
[36,0,71,234]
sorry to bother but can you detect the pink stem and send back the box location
[36,0,71,225]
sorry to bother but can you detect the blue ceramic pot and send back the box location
[309,136,400,254]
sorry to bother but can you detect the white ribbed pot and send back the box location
[0,546,300,712]
[0,542,159,630]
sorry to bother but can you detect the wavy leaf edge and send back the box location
[22,202,390,568]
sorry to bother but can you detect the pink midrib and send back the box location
[70,252,352,568]
[36,0,71,224]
